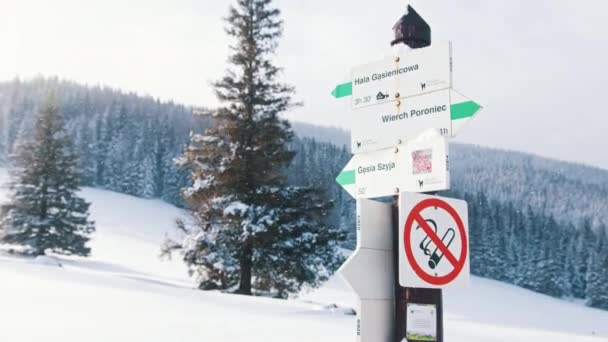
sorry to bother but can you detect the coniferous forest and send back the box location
[0,77,607,308]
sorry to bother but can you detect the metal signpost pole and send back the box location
[390,6,443,342]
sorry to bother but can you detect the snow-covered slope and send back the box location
[0,173,606,341]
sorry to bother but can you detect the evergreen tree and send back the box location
[0,96,95,256]
[585,250,608,309]
[585,225,608,309]
[166,0,344,297]
[571,219,594,298]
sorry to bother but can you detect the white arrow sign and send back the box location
[337,129,449,198]
[350,42,452,109]
[339,199,394,342]
[351,88,481,153]
[399,193,470,288]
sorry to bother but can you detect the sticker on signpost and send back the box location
[405,303,437,342]
[399,193,469,288]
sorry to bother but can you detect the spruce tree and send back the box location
[0,96,94,256]
[585,225,608,309]
[167,0,344,297]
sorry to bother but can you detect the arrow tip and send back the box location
[471,101,482,111]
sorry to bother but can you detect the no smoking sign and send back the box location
[399,193,470,288]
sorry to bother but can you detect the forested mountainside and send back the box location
[298,127,608,232]
[0,78,356,242]
[291,122,350,148]
[451,144,608,229]
[1,77,607,308]
[0,77,206,205]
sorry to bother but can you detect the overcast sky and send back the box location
[2,0,607,169]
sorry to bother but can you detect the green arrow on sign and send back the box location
[335,158,357,198]
[336,170,355,186]
[331,82,353,98]
[450,101,481,120]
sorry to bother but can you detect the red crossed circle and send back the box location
[403,198,467,286]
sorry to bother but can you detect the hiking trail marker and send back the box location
[399,193,469,288]
[349,88,481,153]
[336,129,449,198]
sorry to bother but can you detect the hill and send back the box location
[451,144,608,229]
[1,77,607,308]
[2,77,606,231]
[286,123,608,231]
[0,175,606,342]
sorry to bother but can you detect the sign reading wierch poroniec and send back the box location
[399,193,469,288]
[351,88,481,153]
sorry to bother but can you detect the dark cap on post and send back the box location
[391,5,431,48]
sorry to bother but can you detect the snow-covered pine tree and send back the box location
[585,225,608,309]
[571,219,594,298]
[167,0,345,297]
[0,96,95,256]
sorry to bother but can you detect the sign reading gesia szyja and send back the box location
[337,129,449,198]
[350,42,451,109]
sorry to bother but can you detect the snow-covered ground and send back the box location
[0,172,607,341]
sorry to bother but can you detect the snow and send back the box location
[223,200,249,216]
[0,169,607,342]
[33,255,63,267]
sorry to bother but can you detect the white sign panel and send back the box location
[399,193,469,288]
[351,42,452,109]
[351,89,451,153]
[337,130,449,198]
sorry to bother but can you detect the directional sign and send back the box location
[339,199,394,342]
[399,193,469,288]
[336,129,449,198]
[351,88,481,153]
[332,42,452,110]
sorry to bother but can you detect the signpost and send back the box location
[334,4,481,342]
